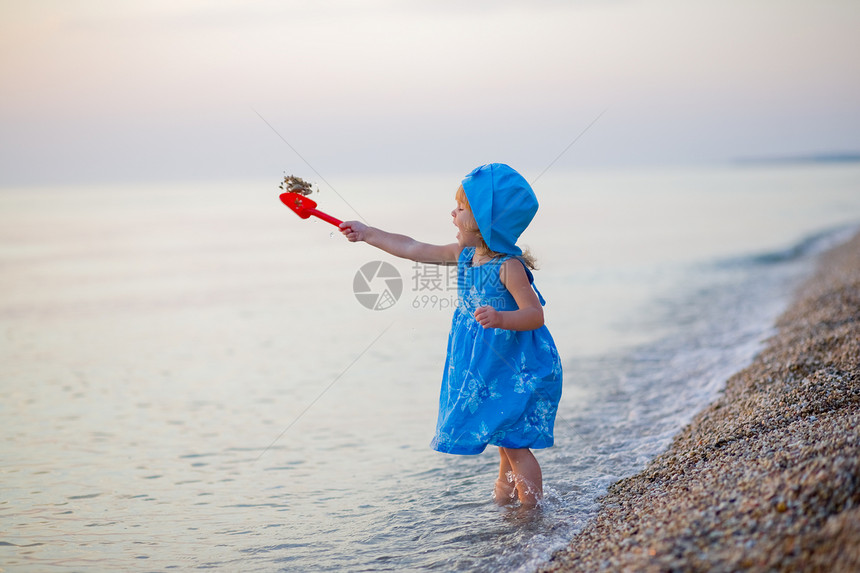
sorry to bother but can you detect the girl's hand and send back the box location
[340,221,369,242]
[474,306,504,329]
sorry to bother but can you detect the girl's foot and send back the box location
[493,476,518,505]
[499,448,543,509]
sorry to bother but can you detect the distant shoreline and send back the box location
[733,152,860,166]
[542,232,860,572]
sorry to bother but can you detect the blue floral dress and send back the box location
[430,247,563,455]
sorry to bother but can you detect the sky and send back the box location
[1,0,859,186]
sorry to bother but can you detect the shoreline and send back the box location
[542,232,860,572]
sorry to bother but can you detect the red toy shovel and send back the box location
[279,192,343,227]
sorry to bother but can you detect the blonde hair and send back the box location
[455,186,537,270]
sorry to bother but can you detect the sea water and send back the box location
[2,165,859,571]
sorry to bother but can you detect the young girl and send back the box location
[339,163,562,508]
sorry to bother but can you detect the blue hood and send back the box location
[461,163,538,256]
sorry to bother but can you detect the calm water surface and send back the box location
[2,165,859,571]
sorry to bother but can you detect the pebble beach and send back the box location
[542,231,860,572]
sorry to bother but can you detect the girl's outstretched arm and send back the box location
[474,259,544,331]
[339,220,460,265]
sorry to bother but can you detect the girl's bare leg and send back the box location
[499,447,543,508]
[494,448,518,505]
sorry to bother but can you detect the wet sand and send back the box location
[542,232,860,572]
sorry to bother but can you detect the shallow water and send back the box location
[2,165,859,571]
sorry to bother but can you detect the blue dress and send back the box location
[430,247,563,455]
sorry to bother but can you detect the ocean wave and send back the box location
[718,223,859,267]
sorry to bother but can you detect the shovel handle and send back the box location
[306,208,342,227]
